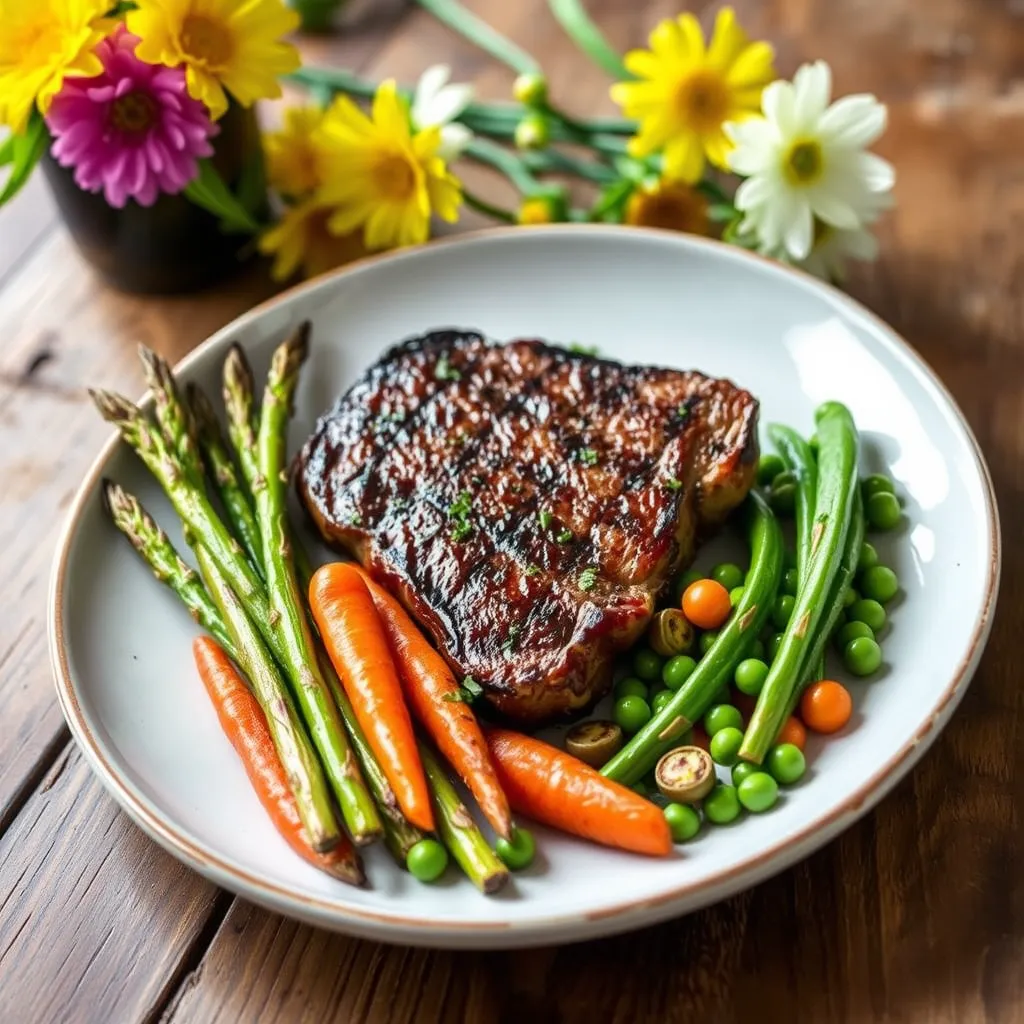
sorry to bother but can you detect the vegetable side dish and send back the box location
[91,324,904,892]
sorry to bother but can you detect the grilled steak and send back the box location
[298,330,758,723]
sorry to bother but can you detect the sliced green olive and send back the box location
[655,745,716,804]
[646,608,695,657]
[565,720,624,768]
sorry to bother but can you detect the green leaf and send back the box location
[708,202,738,223]
[589,178,633,222]
[236,154,267,215]
[183,159,260,234]
[0,113,46,208]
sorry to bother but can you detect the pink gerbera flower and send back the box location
[46,26,218,209]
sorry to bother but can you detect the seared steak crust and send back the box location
[298,330,758,723]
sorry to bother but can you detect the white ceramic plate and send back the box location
[50,227,999,949]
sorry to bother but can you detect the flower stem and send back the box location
[547,0,630,79]
[521,149,617,184]
[462,188,516,223]
[462,137,542,195]
[414,0,540,76]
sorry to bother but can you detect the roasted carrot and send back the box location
[310,564,435,832]
[354,568,513,841]
[485,729,672,857]
[192,636,364,886]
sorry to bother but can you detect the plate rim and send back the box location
[47,225,1002,947]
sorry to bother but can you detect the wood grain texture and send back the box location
[1,0,1022,1021]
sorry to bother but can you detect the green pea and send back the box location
[861,473,895,499]
[781,567,799,596]
[664,802,701,842]
[835,620,874,650]
[748,638,766,661]
[704,784,741,824]
[858,542,879,572]
[734,657,769,696]
[843,587,860,609]
[866,491,901,531]
[700,629,720,656]
[632,647,664,681]
[704,703,743,736]
[662,654,697,691]
[770,483,796,515]
[729,585,746,607]
[772,593,795,630]
[614,695,652,734]
[615,676,647,700]
[772,470,797,489]
[406,839,449,882]
[672,568,703,604]
[737,772,779,813]
[652,689,673,715]
[709,726,743,767]
[757,453,785,485]
[844,636,883,676]
[495,827,536,870]
[861,565,899,604]
[731,761,758,788]
[766,743,806,785]
[712,562,744,591]
[809,434,819,456]
[768,632,785,661]
[631,780,649,797]
[849,598,886,632]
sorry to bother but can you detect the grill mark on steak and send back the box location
[299,330,758,723]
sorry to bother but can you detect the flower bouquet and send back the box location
[0,0,895,293]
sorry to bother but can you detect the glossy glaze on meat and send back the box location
[298,330,758,723]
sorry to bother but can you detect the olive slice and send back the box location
[647,608,695,657]
[565,720,623,768]
[655,745,716,803]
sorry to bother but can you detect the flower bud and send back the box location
[517,188,569,225]
[514,113,550,150]
[512,73,549,108]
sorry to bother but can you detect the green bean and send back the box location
[601,493,783,785]
[740,402,860,763]
[768,425,817,586]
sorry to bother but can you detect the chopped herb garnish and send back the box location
[677,402,691,419]
[578,566,599,591]
[348,513,363,526]
[525,564,542,576]
[435,355,462,382]
[568,342,599,356]
[443,675,484,703]
[448,430,468,447]
[470,475,484,486]
[448,490,473,541]
[375,410,406,428]
[392,497,408,511]
[578,447,599,466]
[501,625,522,652]
[665,477,683,492]
[538,509,554,529]
[556,528,573,544]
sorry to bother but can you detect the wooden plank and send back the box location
[0,744,225,1024]
[0,173,58,287]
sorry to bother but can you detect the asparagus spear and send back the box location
[420,744,509,894]
[186,381,264,574]
[103,480,236,658]
[138,347,205,488]
[254,323,382,845]
[91,388,381,843]
[194,544,341,853]
[223,342,261,496]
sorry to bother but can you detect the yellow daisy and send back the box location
[259,198,367,281]
[0,0,111,133]
[264,105,331,199]
[611,7,775,183]
[128,0,300,120]
[316,81,462,251]
[624,178,710,236]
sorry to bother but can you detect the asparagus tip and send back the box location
[224,342,255,393]
[90,387,137,425]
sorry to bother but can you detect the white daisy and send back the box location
[725,61,895,261]
[411,64,474,160]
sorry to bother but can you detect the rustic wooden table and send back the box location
[1,2,1019,1021]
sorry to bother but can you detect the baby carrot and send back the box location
[310,564,435,833]
[355,568,513,841]
[485,729,672,857]
[192,636,364,886]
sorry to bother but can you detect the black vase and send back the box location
[41,103,267,295]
